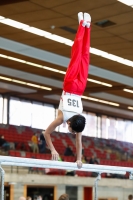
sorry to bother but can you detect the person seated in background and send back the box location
[65,169,75,176]
[81,155,86,163]
[58,194,69,200]
[58,155,63,161]
[64,145,74,156]
[94,156,99,164]
[82,146,85,156]
[89,155,99,177]
[0,135,10,151]
[89,155,95,164]
[84,156,90,163]
[39,132,46,153]
[31,133,39,153]
[89,155,99,164]
[128,194,133,200]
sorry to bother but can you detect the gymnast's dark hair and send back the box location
[68,115,86,133]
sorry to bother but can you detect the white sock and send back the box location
[86,22,91,28]
[84,13,91,27]
[82,20,87,27]
[78,12,83,24]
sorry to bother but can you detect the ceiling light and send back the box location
[7,56,26,63]
[82,95,119,106]
[122,59,133,66]
[88,78,112,87]
[40,86,52,90]
[117,0,133,6]
[26,62,43,68]
[123,88,133,93]
[2,53,112,87]
[0,75,52,91]
[1,53,111,86]
[59,71,66,74]
[0,76,12,81]
[0,54,8,58]
[12,80,26,84]
[44,34,66,43]
[128,106,133,110]
[63,39,73,46]
[0,53,66,74]
[90,48,133,67]
[23,27,52,37]
[43,66,59,72]
[0,15,133,68]
[90,48,103,56]
[0,16,5,20]
[27,83,40,88]
[0,18,29,29]
[65,40,73,46]
[107,54,122,62]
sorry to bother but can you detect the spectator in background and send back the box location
[128,195,133,200]
[31,133,39,153]
[81,155,86,163]
[0,135,10,151]
[64,145,74,156]
[82,146,84,156]
[38,132,46,153]
[89,155,99,164]
[84,156,90,163]
[58,155,63,161]
[89,155,95,164]
[58,194,69,200]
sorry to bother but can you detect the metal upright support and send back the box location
[0,165,5,200]
[94,173,101,200]
[129,172,133,180]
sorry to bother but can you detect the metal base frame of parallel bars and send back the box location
[0,156,133,200]
[0,166,5,200]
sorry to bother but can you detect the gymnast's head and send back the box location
[67,115,86,134]
[58,194,69,200]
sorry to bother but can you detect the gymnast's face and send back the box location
[67,121,76,134]
[68,127,76,134]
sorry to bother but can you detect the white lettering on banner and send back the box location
[63,95,83,113]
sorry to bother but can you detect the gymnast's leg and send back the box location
[79,13,91,94]
[63,15,86,93]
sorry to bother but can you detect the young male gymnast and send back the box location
[44,12,91,168]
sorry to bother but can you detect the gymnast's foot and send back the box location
[78,12,83,24]
[78,12,86,27]
[84,13,91,28]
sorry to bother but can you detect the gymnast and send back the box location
[44,12,91,168]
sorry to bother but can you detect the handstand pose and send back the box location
[44,12,91,168]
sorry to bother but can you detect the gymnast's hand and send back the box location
[76,160,82,169]
[51,149,59,161]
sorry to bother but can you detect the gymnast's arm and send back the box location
[43,110,63,160]
[76,132,82,168]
